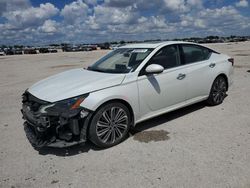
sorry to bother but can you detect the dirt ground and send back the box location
[0,42,250,188]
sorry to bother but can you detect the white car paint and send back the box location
[27,41,233,125]
[28,68,125,102]
[145,64,164,74]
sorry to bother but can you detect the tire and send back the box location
[88,102,131,148]
[206,76,227,106]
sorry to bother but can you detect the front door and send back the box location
[137,45,188,118]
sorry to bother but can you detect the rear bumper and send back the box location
[21,103,92,148]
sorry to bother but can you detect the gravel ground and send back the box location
[0,42,250,188]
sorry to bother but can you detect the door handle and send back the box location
[177,73,186,80]
[209,63,216,68]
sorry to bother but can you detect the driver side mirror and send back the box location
[145,64,164,74]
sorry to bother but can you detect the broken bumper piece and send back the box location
[21,94,92,148]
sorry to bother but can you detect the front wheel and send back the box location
[88,102,131,148]
[206,76,227,106]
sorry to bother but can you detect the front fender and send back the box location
[80,82,140,122]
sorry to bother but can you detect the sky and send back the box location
[0,0,250,45]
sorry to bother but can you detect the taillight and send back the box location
[228,58,234,66]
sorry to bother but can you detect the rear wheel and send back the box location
[88,102,131,148]
[207,76,227,106]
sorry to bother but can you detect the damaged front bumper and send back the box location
[21,92,92,148]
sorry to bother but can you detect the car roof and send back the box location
[120,41,196,49]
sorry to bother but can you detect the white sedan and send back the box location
[21,41,234,148]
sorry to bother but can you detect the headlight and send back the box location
[56,94,89,110]
[39,94,89,113]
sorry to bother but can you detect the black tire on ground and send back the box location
[206,76,227,106]
[88,102,131,148]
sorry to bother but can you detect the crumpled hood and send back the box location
[28,68,125,102]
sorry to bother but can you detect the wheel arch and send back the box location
[91,98,135,127]
[216,73,229,91]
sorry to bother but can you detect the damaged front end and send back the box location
[21,92,92,148]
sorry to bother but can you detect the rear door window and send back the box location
[181,44,212,64]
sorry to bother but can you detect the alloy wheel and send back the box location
[212,77,227,104]
[96,107,128,144]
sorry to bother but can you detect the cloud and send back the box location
[0,0,250,45]
[164,0,187,11]
[163,0,203,12]
[104,0,165,12]
[93,5,137,25]
[84,0,98,6]
[61,0,89,24]
[180,15,206,29]
[187,0,203,8]
[0,0,30,16]
[3,3,59,29]
[39,19,58,33]
[0,1,7,16]
[235,0,248,7]
[0,1,60,44]
[104,0,135,7]
[179,6,250,36]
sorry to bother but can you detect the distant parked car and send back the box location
[24,49,37,54]
[22,41,233,149]
[63,46,81,52]
[0,50,5,56]
[39,48,49,53]
[62,46,70,52]
[14,49,23,55]
[82,47,92,51]
[111,44,125,50]
[99,43,110,49]
[5,49,14,55]
[49,49,58,53]
[90,45,97,50]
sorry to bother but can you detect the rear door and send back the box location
[179,44,216,100]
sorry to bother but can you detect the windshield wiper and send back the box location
[87,66,130,74]
[87,67,105,73]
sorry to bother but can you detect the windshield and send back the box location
[88,48,153,73]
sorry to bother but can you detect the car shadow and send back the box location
[147,75,161,94]
[130,101,206,134]
[38,141,102,156]
[38,101,207,157]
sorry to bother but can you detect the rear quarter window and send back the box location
[181,44,212,64]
